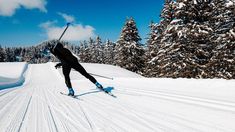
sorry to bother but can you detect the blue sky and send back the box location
[0,0,164,47]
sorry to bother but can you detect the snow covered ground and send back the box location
[0,62,235,132]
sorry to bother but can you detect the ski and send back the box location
[98,87,117,98]
[60,92,83,100]
[104,91,116,98]
[60,92,76,98]
[60,87,116,98]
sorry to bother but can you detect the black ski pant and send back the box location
[62,62,97,88]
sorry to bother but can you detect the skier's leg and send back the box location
[72,62,97,83]
[62,65,72,88]
[62,65,74,95]
[72,62,104,89]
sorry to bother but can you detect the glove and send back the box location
[55,65,61,69]
[55,63,62,69]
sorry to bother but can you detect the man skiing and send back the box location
[49,42,104,96]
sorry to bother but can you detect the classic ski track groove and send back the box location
[116,88,235,113]
[17,96,33,132]
[44,88,86,131]
[96,93,211,132]
[115,88,233,132]
[77,101,94,131]
[82,95,176,132]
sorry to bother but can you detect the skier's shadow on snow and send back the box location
[74,87,114,98]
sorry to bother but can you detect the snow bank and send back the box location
[0,62,28,90]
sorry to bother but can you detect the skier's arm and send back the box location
[55,63,62,69]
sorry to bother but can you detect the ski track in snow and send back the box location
[0,63,235,132]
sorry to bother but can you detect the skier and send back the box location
[49,42,104,96]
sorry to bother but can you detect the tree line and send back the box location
[0,0,234,79]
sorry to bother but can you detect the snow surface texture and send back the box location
[0,62,28,90]
[0,63,235,132]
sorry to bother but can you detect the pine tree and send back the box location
[0,45,6,62]
[160,0,175,31]
[103,39,115,64]
[146,21,158,59]
[144,21,159,76]
[78,40,87,62]
[147,0,235,79]
[89,37,98,63]
[95,36,104,63]
[155,0,216,78]
[145,0,175,77]
[209,0,235,79]
[83,38,94,63]
[89,38,95,63]
[114,17,145,73]
[5,47,15,62]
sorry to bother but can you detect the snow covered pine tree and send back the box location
[114,17,145,74]
[146,0,235,79]
[145,0,175,77]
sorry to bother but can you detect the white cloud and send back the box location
[40,21,96,41]
[40,13,96,41]
[0,0,47,16]
[58,12,75,23]
[39,20,57,29]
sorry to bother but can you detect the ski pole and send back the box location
[70,69,113,80]
[58,22,71,41]
[52,23,71,51]
[88,73,114,80]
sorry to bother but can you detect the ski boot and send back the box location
[95,82,111,94]
[68,88,75,96]
[95,82,104,91]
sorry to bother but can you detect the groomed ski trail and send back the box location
[0,63,235,132]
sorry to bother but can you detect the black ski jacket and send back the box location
[50,42,78,65]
